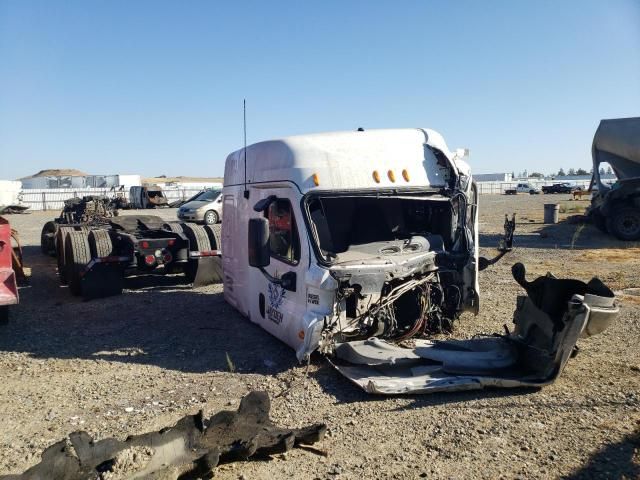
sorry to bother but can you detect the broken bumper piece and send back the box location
[331,263,619,395]
[1,391,326,480]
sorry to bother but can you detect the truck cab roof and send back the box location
[223,128,466,194]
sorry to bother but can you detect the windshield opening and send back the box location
[306,194,457,263]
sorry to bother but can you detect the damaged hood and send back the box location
[331,263,618,395]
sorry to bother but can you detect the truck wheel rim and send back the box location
[618,215,640,236]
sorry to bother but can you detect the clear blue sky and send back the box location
[1,0,639,179]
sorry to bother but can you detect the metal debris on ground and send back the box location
[331,263,619,394]
[0,391,326,480]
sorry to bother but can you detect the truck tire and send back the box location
[606,206,640,241]
[88,229,113,258]
[163,222,184,233]
[56,226,78,284]
[40,221,58,256]
[182,224,212,283]
[65,231,91,296]
[183,224,211,252]
[0,306,8,325]
[204,210,219,225]
[203,224,221,249]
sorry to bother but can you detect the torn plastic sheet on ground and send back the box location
[331,263,619,395]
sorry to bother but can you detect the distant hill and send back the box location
[143,176,223,184]
[20,169,88,179]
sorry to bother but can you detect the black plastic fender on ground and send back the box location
[65,231,91,296]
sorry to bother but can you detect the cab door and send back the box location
[248,187,309,352]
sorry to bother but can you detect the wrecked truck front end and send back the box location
[298,173,479,360]
[330,264,619,395]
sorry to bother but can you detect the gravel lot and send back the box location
[1,194,639,479]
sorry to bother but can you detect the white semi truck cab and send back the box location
[221,128,479,361]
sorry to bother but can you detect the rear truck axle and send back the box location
[54,220,223,299]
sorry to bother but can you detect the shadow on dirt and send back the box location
[0,287,298,375]
[565,428,640,479]
[2,247,297,376]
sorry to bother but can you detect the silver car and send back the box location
[177,189,223,224]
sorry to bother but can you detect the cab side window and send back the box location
[267,199,301,264]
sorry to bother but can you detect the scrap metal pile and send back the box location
[40,196,119,256]
[1,391,326,480]
[58,196,119,225]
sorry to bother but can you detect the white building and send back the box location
[0,180,23,208]
[474,172,513,182]
[21,174,141,190]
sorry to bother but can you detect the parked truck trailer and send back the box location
[40,197,222,298]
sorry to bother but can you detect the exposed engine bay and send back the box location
[305,190,478,348]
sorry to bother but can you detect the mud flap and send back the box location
[81,264,124,300]
[191,257,223,287]
[330,263,619,395]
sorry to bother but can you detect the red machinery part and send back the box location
[0,217,19,308]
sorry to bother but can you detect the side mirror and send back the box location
[248,217,270,268]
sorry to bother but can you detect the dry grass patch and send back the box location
[576,248,640,263]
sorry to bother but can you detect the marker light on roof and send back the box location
[402,169,410,182]
[312,173,320,186]
[373,171,381,183]
[388,170,396,182]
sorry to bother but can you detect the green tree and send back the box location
[557,168,566,176]
[576,168,589,175]
[529,172,543,178]
[568,168,576,175]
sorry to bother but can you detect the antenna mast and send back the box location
[243,99,249,198]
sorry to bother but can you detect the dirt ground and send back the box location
[1,194,639,479]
